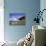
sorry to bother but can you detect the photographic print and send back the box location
[9,13,25,25]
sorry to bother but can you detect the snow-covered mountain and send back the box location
[17,16,24,19]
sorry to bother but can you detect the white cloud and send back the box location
[10,18,19,21]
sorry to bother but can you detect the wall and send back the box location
[40,0,46,26]
[4,0,40,42]
[0,0,4,42]
[40,0,46,45]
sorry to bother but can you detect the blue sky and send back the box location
[10,13,25,19]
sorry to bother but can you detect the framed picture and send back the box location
[9,13,26,25]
